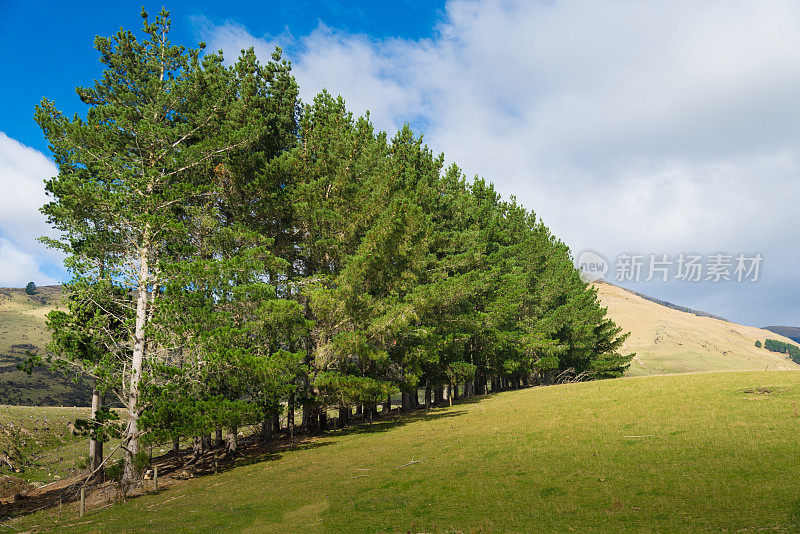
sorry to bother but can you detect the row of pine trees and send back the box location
[32,9,632,484]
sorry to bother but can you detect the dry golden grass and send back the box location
[0,286,61,357]
[0,286,90,406]
[593,282,800,375]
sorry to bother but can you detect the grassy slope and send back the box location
[7,370,800,532]
[0,287,60,356]
[0,406,93,484]
[0,286,90,406]
[594,282,800,376]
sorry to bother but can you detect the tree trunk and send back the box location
[288,392,295,438]
[123,240,150,486]
[302,401,310,429]
[308,407,320,435]
[401,391,410,412]
[273,412,280,434]
[215,427,224,449]
[319,410,327,432]
[261,417,271,444]
[202,433,212,451]
[425,385,432,410]
[475,371,486,395]
[190,436,203,463]
[226,427,238,457]
[172,437,181,459]
[383,395,391,414]
[338,406,349,427]
[88,386,103,472]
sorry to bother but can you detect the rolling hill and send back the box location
[593,281,800,375]
[0,286,90,406]
[763,325,800,343]
[3,282,800,405]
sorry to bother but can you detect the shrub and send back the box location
[104,458,124,481]
[133,451,150,477]
[755,340,762,348]
[24,282,37,295]
[764,338,800,363]
[75,455,91,471]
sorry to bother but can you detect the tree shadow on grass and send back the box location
[167,403,474,480]
[329,408,468,437]
[219,406,470,469]
[0,393,487,522]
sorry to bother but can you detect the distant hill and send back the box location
[3,281,800,405]
[593,281,800,375]
[624,287,729,322]
[0,285,91,406]
[763,325,800,343]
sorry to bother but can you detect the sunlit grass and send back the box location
[6,371,800,532]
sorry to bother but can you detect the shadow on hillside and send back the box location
[209,406,469,474]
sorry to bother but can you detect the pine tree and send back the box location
[36,8,274,484]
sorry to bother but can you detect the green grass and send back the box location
[6,370,800,532]
[0,406,96,484]
[0,405,126,487]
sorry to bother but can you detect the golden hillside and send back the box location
[0,286,90,406]
[593,282,800,375]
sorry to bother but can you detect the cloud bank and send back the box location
[0,132,62,287]
[3,1,797,325]
[200,0,800,325]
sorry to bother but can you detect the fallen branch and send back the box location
[394,457,428,469]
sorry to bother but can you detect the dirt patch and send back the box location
[743,387,773,395]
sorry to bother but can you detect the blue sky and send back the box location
[2,0,800,328]
[0,1,445,153]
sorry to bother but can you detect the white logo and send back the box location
[576,250,609,282]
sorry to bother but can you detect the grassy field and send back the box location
[5,370,800,532]
[594,282,800,376]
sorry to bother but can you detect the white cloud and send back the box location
[200,0,800,325]
[0,237,59,287]
[0,132,63,287]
